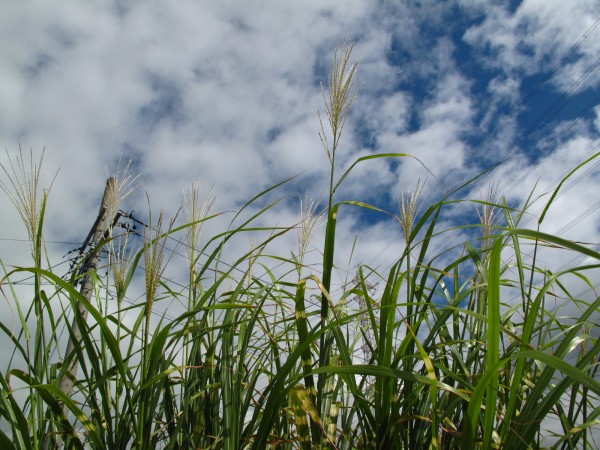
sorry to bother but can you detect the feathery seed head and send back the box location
[399,180,424,245]
[143,211,169,342]
[182,183,214,273]
[104,158,139,225]
[297,193,324,265]
[0,147,55,259]
[319,38,360,162]
[108,231,134,306]
[478,183,499,250]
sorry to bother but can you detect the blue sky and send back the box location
[1,0,600,305]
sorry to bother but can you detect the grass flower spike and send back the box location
[297,193,323,266]
[399,179,424,245]
[0,147,55,260]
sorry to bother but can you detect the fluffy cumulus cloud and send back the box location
[463,0,600,90]
[0,1,596,267]
[0,0,597,289]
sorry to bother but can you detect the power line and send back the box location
[0,238,82,245]
[354,14,600,287]
[3,259,73,286]
[441,14,600,197]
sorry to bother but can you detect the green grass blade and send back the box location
[483,238,502,450]
[290,384,316,450]
[0,369,31,450]
[294,277,319,441]
[333,153,434,192]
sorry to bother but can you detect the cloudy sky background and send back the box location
[1,0,600,354]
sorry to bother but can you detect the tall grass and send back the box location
[1,43,600,449]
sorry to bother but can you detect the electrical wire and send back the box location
[439,15,600,198]
[351,14,600,290]
[0,238,82,245]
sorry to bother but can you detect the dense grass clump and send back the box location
[1,42,600,450]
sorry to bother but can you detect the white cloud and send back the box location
[462,0,600,92]
[1,0,597,291]
[376,42,474,194]
[0,1,376,233]
[594,106,600,133]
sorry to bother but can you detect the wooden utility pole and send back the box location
[58,177,115,416]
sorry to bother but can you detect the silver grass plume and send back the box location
[0,147,56,260]
[399,180,424,245]
[297,193,324,266]
[319,38,359,165]
[143,211,170,343]
[478,183,499,251]
[182,183,214,276]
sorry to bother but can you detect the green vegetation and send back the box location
[1,42,600,449]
